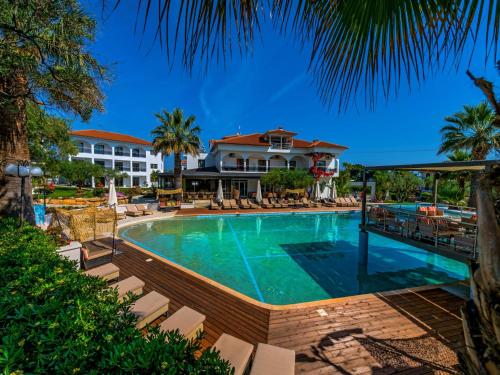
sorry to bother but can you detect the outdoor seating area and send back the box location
[83,250,295,374]
[367,205,478,259]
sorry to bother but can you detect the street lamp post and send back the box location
[4,162,43,226]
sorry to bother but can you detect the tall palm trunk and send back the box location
[460,166,500,374]
[0,71,35,223]
[468,171,480,208]
[173,153,182,200]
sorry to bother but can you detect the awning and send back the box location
[364,159,498,172]
[157,188,183,197]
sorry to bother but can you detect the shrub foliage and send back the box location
[0,218,231,374]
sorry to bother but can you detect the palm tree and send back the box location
[438,103,499,207]
[151,108,201,199]
[0,1,105,222]
[445,150,472,200]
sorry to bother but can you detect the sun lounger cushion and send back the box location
[110,276,145,301]
[250,343,295,375]
[213,334,254,375]
[159,306,205,339]
[131,291,170,329]
[84,263,119,281]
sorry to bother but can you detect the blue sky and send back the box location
[75,3,498,169]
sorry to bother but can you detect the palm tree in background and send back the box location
[0,1,105,222]
[446,149,472,200]
[151,108,201,198]
[438,102,499,207]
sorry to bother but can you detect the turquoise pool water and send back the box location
[119,212,469,305]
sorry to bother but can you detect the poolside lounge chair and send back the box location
[250,343,295,375]
[279,199,289,208]
[261,198,273,209]
[131,291,170,329]
[81,241,113,269]
[230,199,239,209]
[159,306,206,340]
[248,199,259,209]
[210,199,222,210]
[349,197,361,207]
[115,205,127,220]
[125,204,143,217]
[321,199,336,207]
[136,203,154,215]
[239,199,251,209]
[213,334,254,375]
[269,198,282,208]
[84,263,120,282]
[158,200,168,211]
[110,276,145,302]
[222,199,232,210]
[454,235,476,253]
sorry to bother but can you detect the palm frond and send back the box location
[115,0,500,109]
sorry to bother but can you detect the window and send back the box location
[132,148,145,157]
[316,160,326,170]
[198,160,205,168]
[236,159,245,171]
[258,160,266,171]
[289,160,297,169]
[151,164,158,169]
[132,176,140,186]
[94,144,104,154]
[115,146,124,156]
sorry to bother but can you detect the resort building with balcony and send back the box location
[159,127,347,198]
[70,130,163,187]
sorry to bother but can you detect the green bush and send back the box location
[0,219,231,374]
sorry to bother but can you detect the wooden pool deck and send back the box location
[106,237,466,374]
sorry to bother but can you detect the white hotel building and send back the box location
[160,127,348,197]
[70,130,163,187]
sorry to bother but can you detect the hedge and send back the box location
[0,218,231,374]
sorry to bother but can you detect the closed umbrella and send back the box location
[331,180,337,200]
[216,179,223,203]
[313,180,321,201]
[256,180,263,203]
[108,179,118,207]
[321,179,331,199]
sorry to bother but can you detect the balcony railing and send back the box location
[114,151,128,156]
[132,167,147,172]
[221,165,307,172]
[77,147,92,153]
[132,152,146,158]
[270,142,292,150]
[115,166,131,172]
[94,149,112,155]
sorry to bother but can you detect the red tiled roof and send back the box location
[70,130,151,146]
[265,128,298,136]
[212,132,348,149]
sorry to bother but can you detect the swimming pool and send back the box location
[119,212,469,305]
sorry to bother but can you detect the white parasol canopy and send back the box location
[256,180,263,203]
[216,179,224,203]
[320,178,332,199]
[108,179,118,207]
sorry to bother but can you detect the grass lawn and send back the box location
[43,186,95,198]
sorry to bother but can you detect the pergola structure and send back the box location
[358,159,499,261]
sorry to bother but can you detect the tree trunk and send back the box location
[460,166,500,374]
[173,153,182,201]
[468,171,480,208]
[0,72,35,223]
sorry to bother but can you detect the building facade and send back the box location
[160,127,347,198]
[70,130,163,187]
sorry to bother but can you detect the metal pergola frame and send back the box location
[360,159,499,231]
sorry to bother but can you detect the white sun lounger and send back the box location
[213,333,254,375]
[250,343,295,375]
[159,306,206,340]
[84,263,120,281]
[110,276,145,301]
[131,291,170,329]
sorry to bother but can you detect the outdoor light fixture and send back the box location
[4,162,44,226]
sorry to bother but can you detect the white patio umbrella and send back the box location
[331,180,337,200]
[256,180,263,203]
[313,180,321,201]
[108,179,118,207]
[216,179,224,203]
[321,179,331,199]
